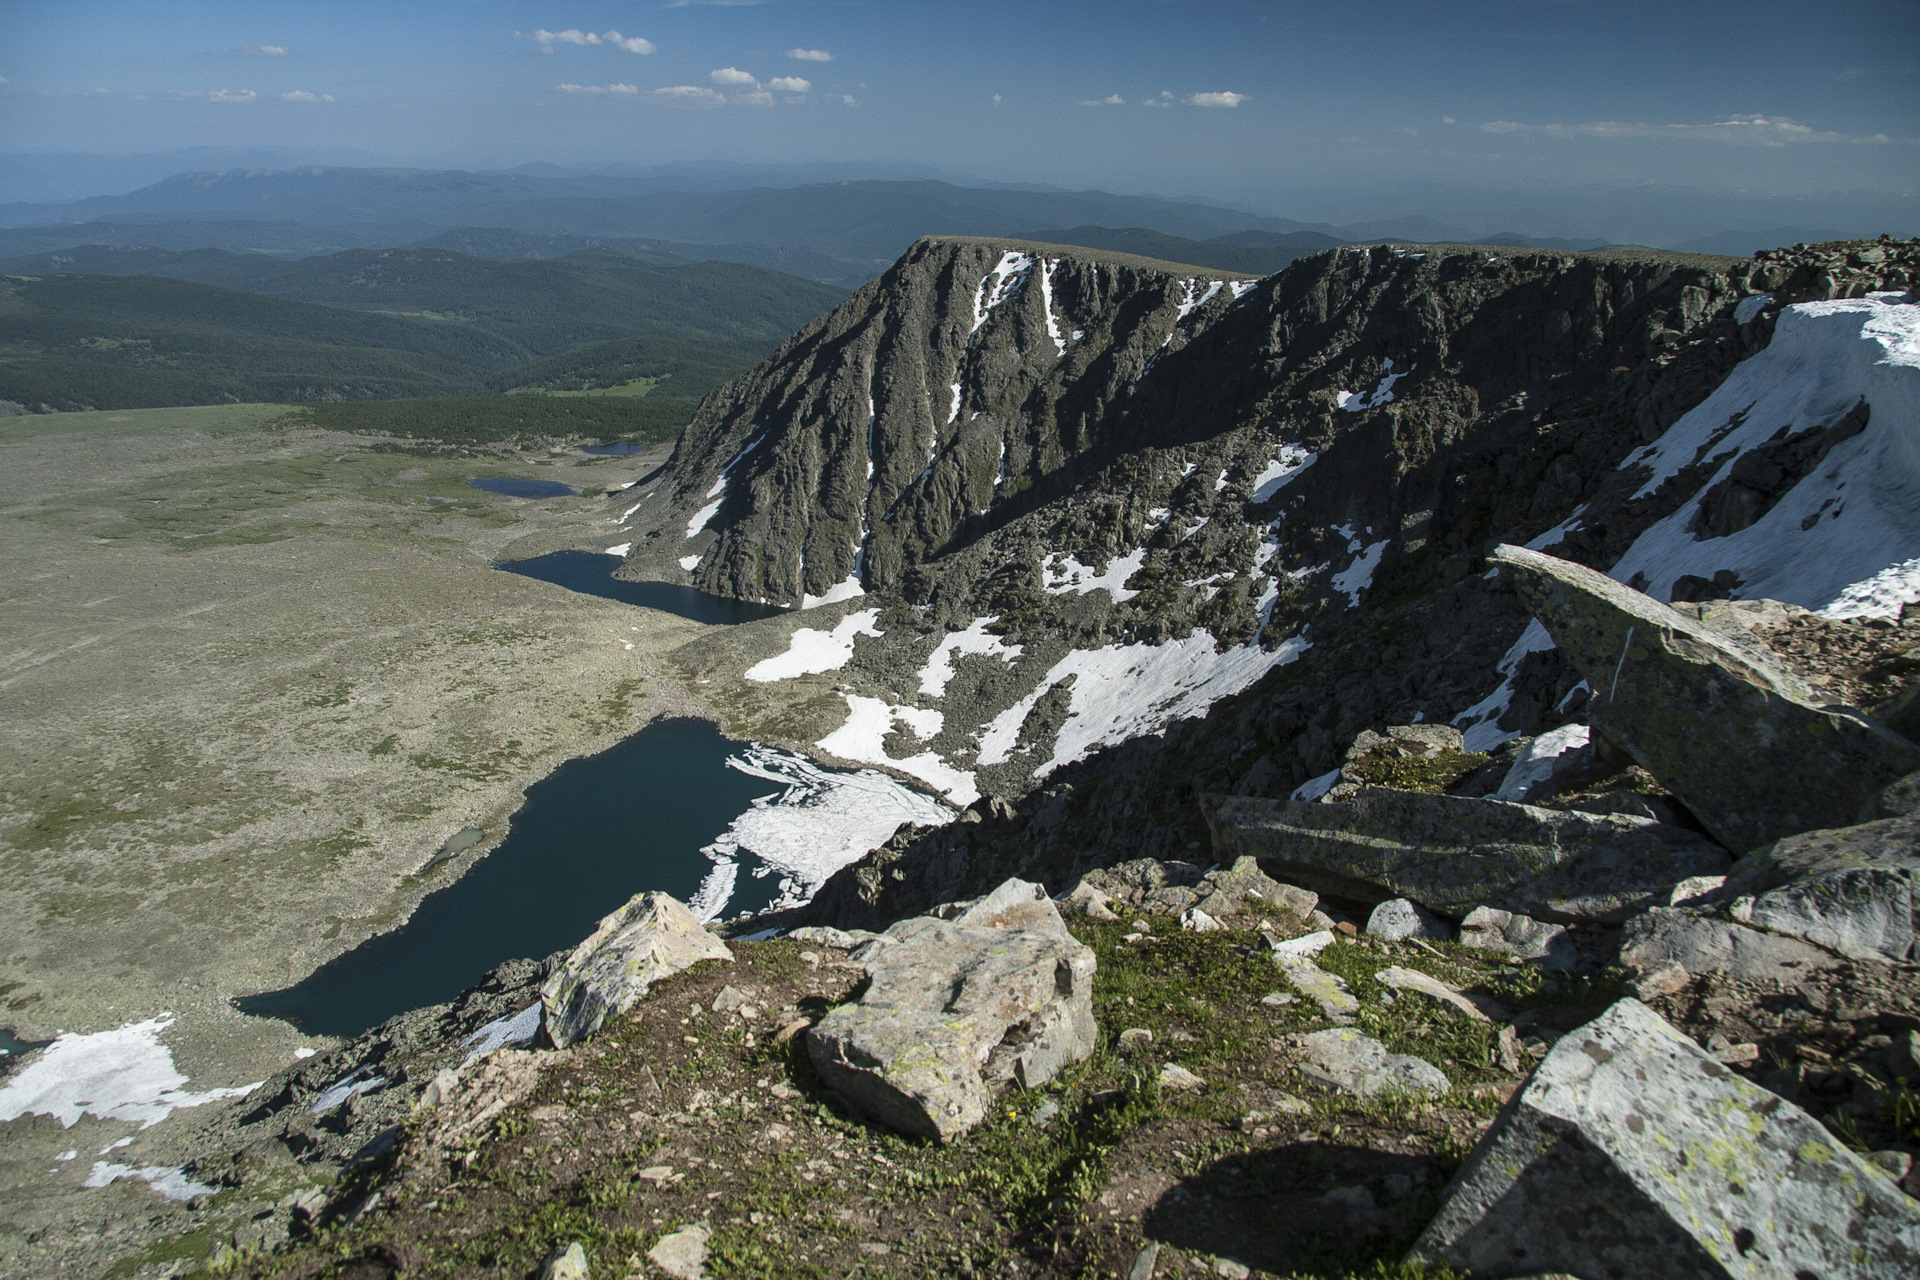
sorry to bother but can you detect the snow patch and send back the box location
[1337,358,1414,412]
[1735,293,1775,325]
[801,572,866,610]
[1610,294,1920,619]
[309,1067,386,1115]
[0,1015,258,1129]
[978,630,1311,777]
[1494,723,1592,803]
[84,1162,214,1202]
[692,745,957,919]
[1250,445,1317,501]
[1452,619,1556,752]
[1229,279,1260,300]
[947,380,963,425]
[1291,767,1342,802]
[817,695,979,805]
[1331,539,1390,607]
[678,554,701,571]
[971,251,1033,335]
[917,616,1024,696]
[1525,506,1587,551]
[604,542,630,558]
[1042,547,1147,601]
[460,1003,542,1064]
[1040,258,1067,356]
[685,499,723,539]
[744,608,883,682]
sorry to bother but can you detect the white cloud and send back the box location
[1442,114,1456,124]
[1079,93,1125,106]
[786,48,833,62]
[1478,113,1904,146]
[281,90,315,101]
[768,75,810,93]
[843,94,858,107]
[520,29,654,54]
[1188,91,1246,108]
[740,89,774,107]
[177,88,255,103]
[557,82,639,96]
[0,76,9,86]
[652,84,726,105]
[229,44,287,58]
[81,87,113,97]
[710,67,758,86]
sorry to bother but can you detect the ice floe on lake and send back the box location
[0,1015,259,1129]
[744,609,883,682]
[691,745,956,919]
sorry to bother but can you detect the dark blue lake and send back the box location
[236,719,787,1038]
[496,550,787,626]
[469,477,577,499]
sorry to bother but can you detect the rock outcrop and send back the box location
[1205,787,1728,923]
[541,892,735,1048]
[1407,998,1920,1279]
[1493,544,1920,852]
[806,878,1096,1139]
[1726,811,1920,962]
[1292,1028,1449,1101]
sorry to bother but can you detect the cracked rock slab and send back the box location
[541,893,734,1048]
[1406,998,1920,1279]
[1493,545,1920,852]
[806,878,1096,1140]
[1206,787,1728,923]
[1619,906,1841,983]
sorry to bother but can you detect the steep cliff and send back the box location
[615,234,1918,924]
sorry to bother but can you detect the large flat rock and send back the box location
[541,893,734,1048]
[1492,545,1920,852]
[1619,907,1841,983]
[1726,812,1920,962]
[806,879,1096,1140]
[1407,998,1920,1279]
[1204,788,1728,923]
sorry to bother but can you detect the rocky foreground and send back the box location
[71,542,1911,1279]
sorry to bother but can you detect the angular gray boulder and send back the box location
[1205,788,1728,923]
[1457,906,1575,969]
[1725,811,1920,962]
[1406,998,1920,1278]
[542,892,734,1048]
[1292,1028,1449,1100]
[806,878,1096,1140]
[1492,544,1920,852]
[1619,907,1840,983]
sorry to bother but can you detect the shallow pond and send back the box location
[469,477,577,499]
[496,550,787,626]
[236,719,788,1038]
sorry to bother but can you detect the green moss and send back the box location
[1346,749,1489,794]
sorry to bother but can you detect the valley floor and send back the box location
[0,406,720,1271]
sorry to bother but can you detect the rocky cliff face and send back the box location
[616,234,1918,927]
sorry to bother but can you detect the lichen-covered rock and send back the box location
[1405,998,1920,1279]
[1492,545,1920,852]
[1274,955,1358,1021]
[1457,906,1576,968]
[1365,897,1452,942]
[1205,788,1728,923]
[1724,812,1920,962]
[541,893,734,1048]
[1292,1028,1449,1100]
[806,878,1096,1139]
[1619,906,1841,982]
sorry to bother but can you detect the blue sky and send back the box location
[2,0,1916,210]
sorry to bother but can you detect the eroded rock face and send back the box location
[1406,998,1920,1279]
[1493,545,1920,852]
[1205,788,1728,923]
[541,893,734,1049]
[805,878,1095,1140]
[1725,812,1920,962]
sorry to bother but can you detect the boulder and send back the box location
[1619,907,1839,985]
[805,878,1096,1140]
[541,893,734,1048]
[1492,545,1920,852]
[538,1243,590,1280]
[1190,855,1307,921]
[1375,966,1505,1023]
[1724,812,1919,961]
[647,1224,710,1280]
[1205,788,1727,924]
[1292,1028,1449,1100]
[1274,955,1358,1022]
[1457,906,1576,969]
[1365,897,1452,942]
[1406,998,1920,1279]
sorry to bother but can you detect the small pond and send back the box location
[0,1027,50,1071]
[236,719,788,1038]
[468,477,577,499]
[496,550,787,626]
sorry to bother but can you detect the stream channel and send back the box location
[237,555,810,1039]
